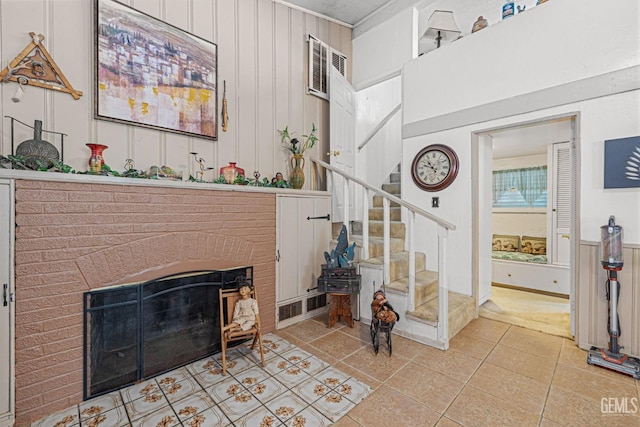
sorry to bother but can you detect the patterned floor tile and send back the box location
[185,356,217,377]
[206,375,248,404]
[262,336,295,356]
[234,365,271,388]
[334,378,370,405]
[247,377,286,405]
[30,406,80,427]
[314,366,351,389]
[155,367,193,386]
[161,376,204,403]
[79,390,123,422]
[216,386,264,422]
[280,347,314,364]
[120,378,162,404]
[263,391,309,424]
[180,405,231,427]
[216,354,254,376]
[283,406,333,427]
[292,376,330,405]
[124,387,170,422]
[263,354,291,376]
[233,405,283,427]
[310,388,357,422]
[80,405,129,427]
[192,361,227,389]
[171,390,215,421]
[273,362,313,388]
[129,406,180,427]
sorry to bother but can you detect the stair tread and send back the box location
[406,291,475,323]
[386,270,438,294]
[359,251,425,266]
[350,234,404,245]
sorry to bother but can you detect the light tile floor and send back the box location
[30,333,369,427]
[30,315,640,426]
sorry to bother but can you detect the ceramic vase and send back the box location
[220,162,245,183]
[86,143,108,174]
[290,154,305,189]
[15,120,60,170]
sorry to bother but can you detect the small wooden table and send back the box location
[328,293,354,328]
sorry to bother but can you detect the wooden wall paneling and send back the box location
[160,0,193,177]
[237,0,258,173]
[340,25,353,82]
[256,0,276,179]
[51,0,93,168]
[626,246,639,355]
[303,14,320,162]
[0,0,349,178]
[1,1,48,156]
[578,242,640,357]
[133,129,163,172]
[316,19,331,186]
[289,9,305,143]
[216,0,238,176]
[273,3,291,179]
[190,0,216,180]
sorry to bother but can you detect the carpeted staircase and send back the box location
[337,166,475,340]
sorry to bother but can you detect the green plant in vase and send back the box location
[278,123,318,189]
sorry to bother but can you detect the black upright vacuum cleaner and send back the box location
[586,216,640,379]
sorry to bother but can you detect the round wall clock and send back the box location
[411,144,459,192]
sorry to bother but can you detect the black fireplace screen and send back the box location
[83,266,252,399]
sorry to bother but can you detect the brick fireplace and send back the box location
[13,179,276,425]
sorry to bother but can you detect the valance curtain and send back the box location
[493,166,547,207]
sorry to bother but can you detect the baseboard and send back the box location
[491,282,569,299]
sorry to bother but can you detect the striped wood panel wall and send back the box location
[578,241,640,357]
[0,0,351,188]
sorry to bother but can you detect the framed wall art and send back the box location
[95,0,218,140]
[604,136,640,188]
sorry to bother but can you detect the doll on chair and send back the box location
[371,290,399,324]
[228,282,259,335]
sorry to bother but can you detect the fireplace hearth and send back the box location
[83,266,252,399]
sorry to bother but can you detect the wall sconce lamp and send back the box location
[422,10,461,48]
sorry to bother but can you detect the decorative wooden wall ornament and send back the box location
[0,32,83,100]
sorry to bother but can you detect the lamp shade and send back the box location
[422,10,461,43]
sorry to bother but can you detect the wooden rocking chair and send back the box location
[219,286,266,375]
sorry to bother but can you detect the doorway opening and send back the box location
[474,115,577,338]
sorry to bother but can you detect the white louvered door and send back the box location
[550,142,571,265]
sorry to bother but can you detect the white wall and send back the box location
[352,7,416,89]
[404,0,640,126]
[0,0,352,188]
[355,76,402,188]
[399,0,640,297]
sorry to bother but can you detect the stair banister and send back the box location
[437,224,449,348]
[383,197,391,285]
[342,176,350,229]
[357,103,401,152]
[408,211,416,312]
[311,157,456,335]
[362,189,370,259]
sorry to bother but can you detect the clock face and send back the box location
[411,144,459,191]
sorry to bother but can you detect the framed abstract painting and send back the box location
[95,0,218,140]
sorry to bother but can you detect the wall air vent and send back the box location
[308,34,346,101]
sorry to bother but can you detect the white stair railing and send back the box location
[311,158,456,343]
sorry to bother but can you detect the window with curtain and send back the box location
[492,166,547,208]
